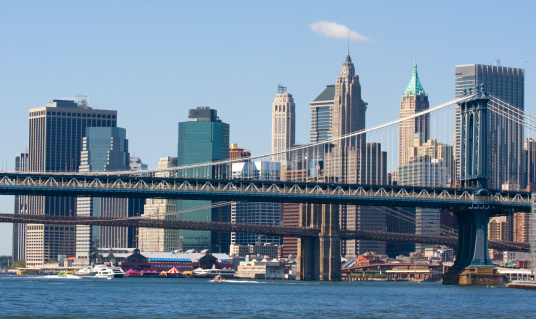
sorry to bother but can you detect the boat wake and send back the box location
[210,279,265,284]
[43,275,82,280]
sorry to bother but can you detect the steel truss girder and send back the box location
[0,172,531,211]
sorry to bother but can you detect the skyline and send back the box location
[1,1,535,255]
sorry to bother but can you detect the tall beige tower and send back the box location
[399,60,430,167]
[325,53,368,184]
[332,53,367,147]
[323,53,383,258]
[271,85,295,164]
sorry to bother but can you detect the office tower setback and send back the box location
[398,134,453,187]
[399,61,430,167]
[26,98,117,267]
[398,135,453,253]
[75,127,144,266]
[139,157,178,252]
[271,85,295,164]
[455,64,525,190]
[177,107,230,253]
[12,149,28,262]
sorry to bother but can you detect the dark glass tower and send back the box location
[309,85,335,144]
[177,107,230,253]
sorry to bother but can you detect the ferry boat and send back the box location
[74,265,98,277]
[94,264,125,278]
[193,267,235,279]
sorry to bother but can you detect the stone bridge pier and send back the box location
[296,203,341,281]
[443,206,503,285]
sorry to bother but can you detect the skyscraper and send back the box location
[332,53,367,147]
[523,138,536,190]
[398,69,452,252]
[138,157,178,252]
[229,143,251,161]
[177,107,230,252]
[320,53,382,258]
[75,127,143,266]
[12,149,28,262]
[455,64,525,190]
[309,85,335,143]
[399,61,430,167]
[26,98,117,267]
[354,143,388,256]
[271,85,295,164]
[324,53,368,183]
[455,64,524,244]
[230,161,282,247]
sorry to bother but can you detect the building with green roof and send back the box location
[399,60,430,167]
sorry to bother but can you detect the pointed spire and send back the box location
[341,52,354,76]
[404,59,426,96]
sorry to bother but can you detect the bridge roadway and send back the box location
[0,213,528,252]
[0,172,532,211]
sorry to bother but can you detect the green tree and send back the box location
[10,260,26,269]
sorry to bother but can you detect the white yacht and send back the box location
[74,265,98,277]
[94,264,125,278]
[193,267,235,278]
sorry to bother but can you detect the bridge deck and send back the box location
[0,172,532,211]
[0,213,527,252]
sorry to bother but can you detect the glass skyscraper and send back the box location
[177,107,230,252]
[309,85,335,144]
[75,127,143,267]
[455,64,525,191]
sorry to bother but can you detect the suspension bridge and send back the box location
[1,90,535,283]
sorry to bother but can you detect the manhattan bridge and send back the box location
[1,87,536,283]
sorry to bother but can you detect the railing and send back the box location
[0,172,532,211]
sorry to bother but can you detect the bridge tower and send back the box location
[459,89,489,190]
[296,203,341,281]
[444,89,502,285]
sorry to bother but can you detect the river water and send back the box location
[0,275,534,318]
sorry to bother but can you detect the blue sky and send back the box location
[0,1,534,255]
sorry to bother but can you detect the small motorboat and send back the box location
[213,275,225,282]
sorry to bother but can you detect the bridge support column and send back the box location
[443,209,502,285]
[296,203,341,281]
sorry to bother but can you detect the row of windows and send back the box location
[29,110,116,118]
